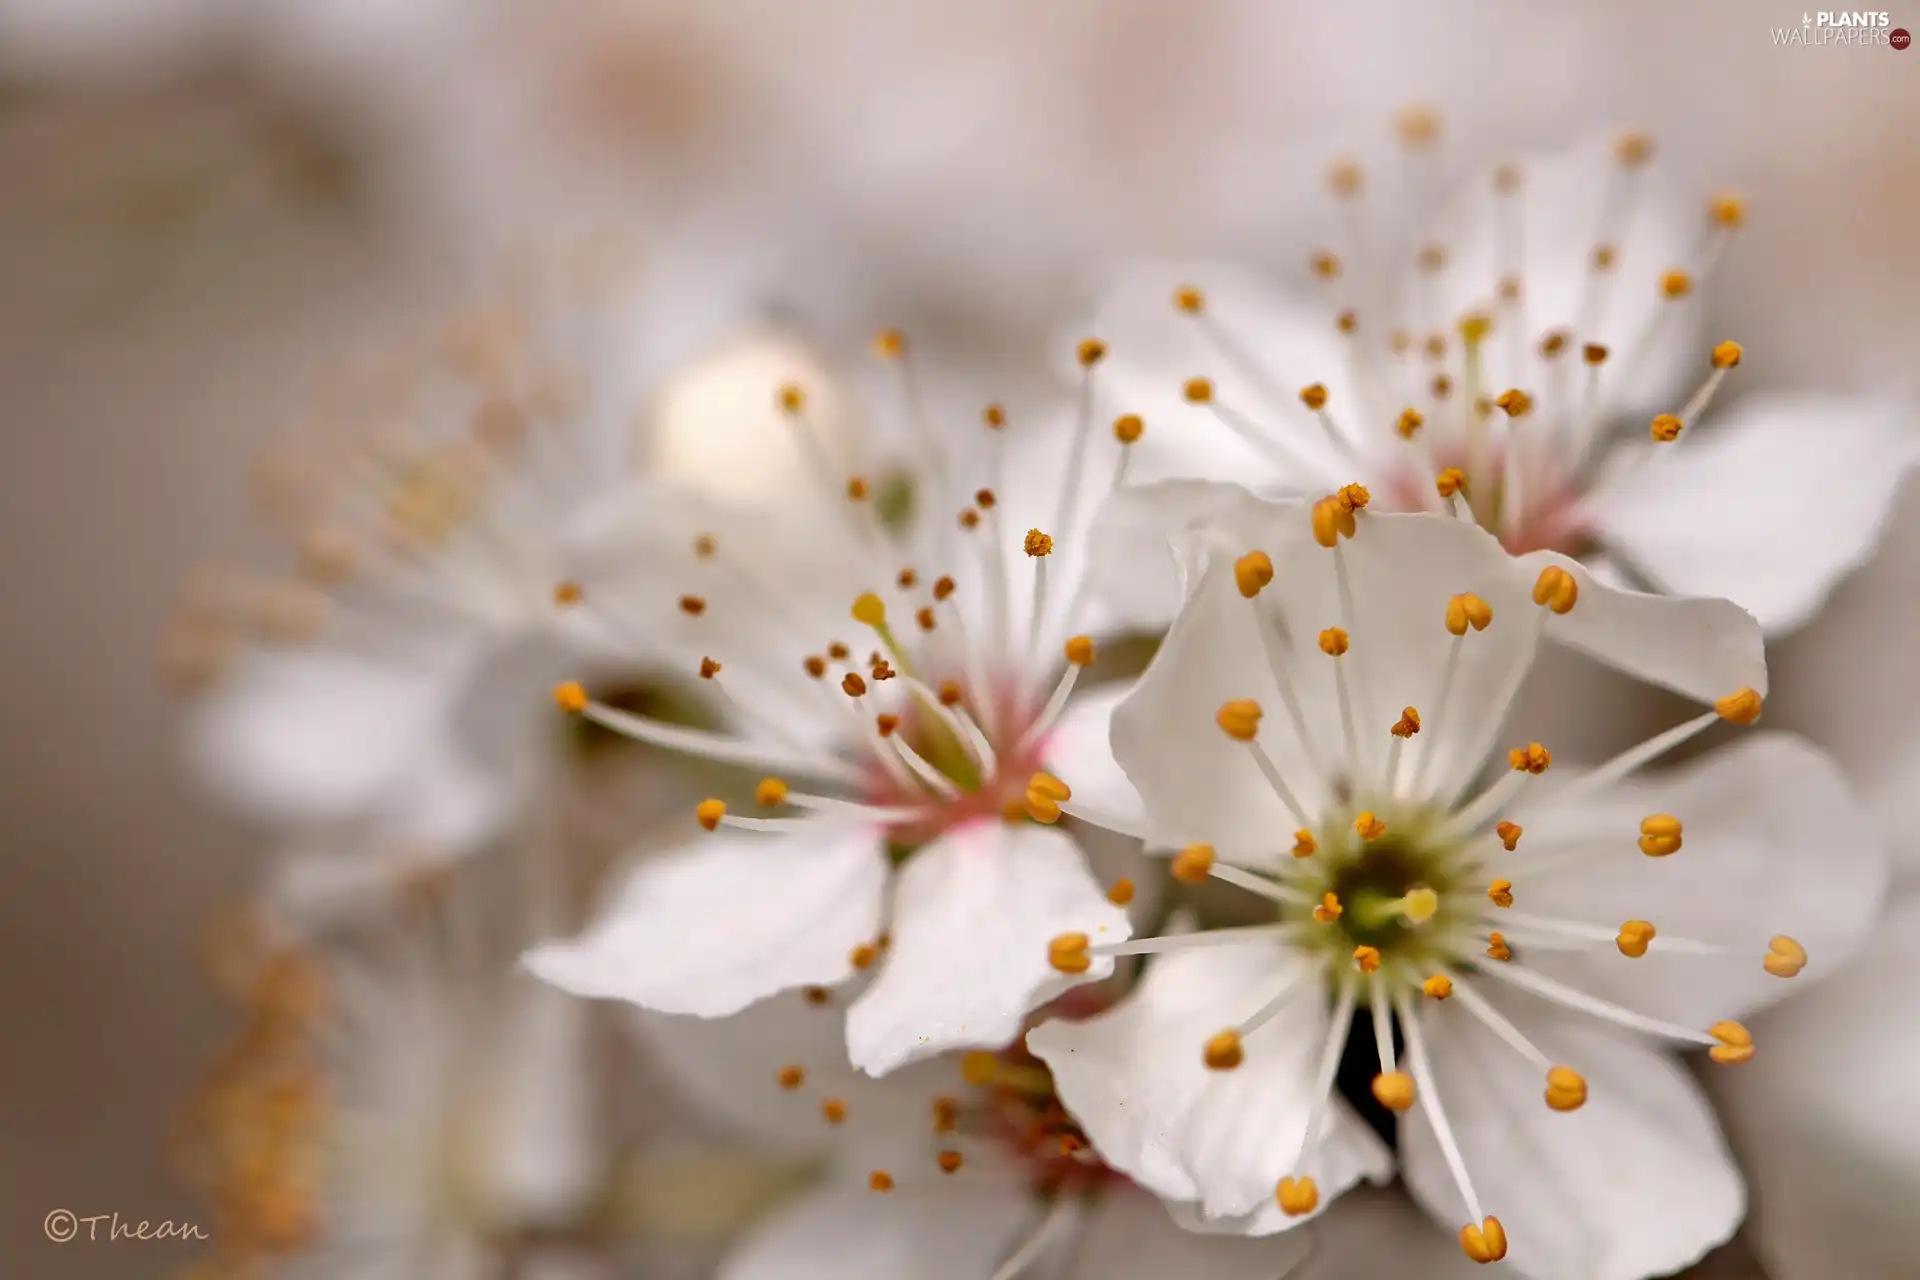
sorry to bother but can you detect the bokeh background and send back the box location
[4,0,1918,1275]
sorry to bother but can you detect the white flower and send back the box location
[1026,487,1884,1279]
[1084,124,1918,634]
[526,338,1154,1077]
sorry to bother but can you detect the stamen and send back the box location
[1396,990,1490,1227]
[1208,861,1309,906]
[1538,712,1721,811]
[1054,342,1105,543]
[1764,935,1808,978]
[1496,821,1523,851]
[1617,920,1655,958]
[1026,528,1055,656]
[1235,551,1276,599]
[989,1195,1081,1280]
[1171,843,1216,883]
[1708,1021,1755,1064]
[1424,975,1454,1000]
[1106,878,1136,906]
[1479,961,1726,1050]
[1279,980,1358,1214]
[1204,1029,1245,1071]
[1085,925,1289,959]
[568,692,865,784]
[1110,415,1143,490]
[1487,879,1514,909]
[1313,893,1344,924]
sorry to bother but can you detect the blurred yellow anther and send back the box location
[1319,628,1351,657]
[1028,772,1071,802]
[679,595,708,616]
[933,576,956,602]
[1498,275,1523,303]
[916,607,936,633]
[938,679,964,706]
[938,1150,963,1174]
[1509,743,1552,774]
[1048,932,1092,974]
[1392,706,1422,738]
[1445,593,1494,635]
[1639,814,1683,857]
[842,673,867,698]
[1397,407,1425,439]
[851,943,879,970]
[1311,250,1343,279]
[1426,334,1450,361]
[1716,688,1764,724]
[822,1099,848,1124]
[974,488,997,510]
[1337,483,1371,512]
[1277,1176,1320,1217]
[1614,130,1654,167]
[1291,829,1318,859]
[1493,163,1523,195]
[1617,919,1656,958]
[873,328,906,358]
[1217,699,1264,741]
[553,580,584,607]
[1373,1071,1417,1112]
[1436,468,1467,498]
[1023,792,1062,825]
[699,656,723,680]
[1583,342,1610,365]
[932,1096,961,1132]
[961,1052,999,1085]
[1593,244,1619,272]
[804,986,832,1007]
[869,1171,895,1193]
[1495,388,1534,418]
[1312,496,1357,547]
[1712,340,1744,369]
[804,655,828,679]
[896,568,919,591]
[1396,103,1441,148]
[1065,635,1097,666]
[1425,974,1454,1000]
[1354,945,1382,975]
[1235,551,1275,598]
[1496,821,1523,851]
[1107,877,1136,906]
[1401,887,1440,924]
[1544,1066,1589,1112]
[1532,566,1579,614]
[1650,413,1684,443]
[1077,338,1108,367]
[1300,383,1330,411]
[1710,192,1747,228]
[847,477,871,501]
[984,404,1007,429]
[1313,892,1344,924]
[1458,312,1493,345]
[1336,309,1358,334]
[1113,413,1144,444]
[1354,812,1387,841]
[777,383,806,414]
[851,592,887,627]
[1662,269,1694,300]
[1328,158,1364,198]
[778,1065,804,1090]
[1488,879,1515,909]
[1765,935,1808,978]
[1418,244,1450,274]
[696,799,726,831]
[1172,844,1217,884]
[830,643,852,660]
[1025,529,1054,557]
[1486,932,1512,962]
[694,533,718,559]
[1709,1021,1755,1065]
[1541,330,1570,358]
[1204,1029,1244,1071]
[756,778,789,808]
[1174,285,1206,314]
[553,681,588,713]
[1183,376,1215,404]
[1461,1216,1509,1264]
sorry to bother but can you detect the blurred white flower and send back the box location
[526,339,1161,1077]
[1085,127,1918,634]
[1028,488,1883,1278]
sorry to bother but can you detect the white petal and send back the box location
[1589,394,1918,634]
[718,1176,1037,1280]
[846,821,1129,1075]
[1505,733,1886,1027]
[1029,936,1389,1224]
[1040,679,1145,831]
[1711,893,1920,1280]
[525,825,890,1017]
[476,978,603,1223]
[1081,479,1278,633]
[1402,997,1743,1280]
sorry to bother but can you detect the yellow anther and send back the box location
[803,986,832,1007]
[1532,565,1579,614]
[1650,413,1684,443]
[803,655,828,680]
[850,942,880,970]
[1065,635,1096,666]
[1487,879,1514,909]
[1372,1071,1417,1113]
[694,533,718,559]
[1427,334,1450,361]
[1495,388,1534,418]
[847,476,871,501]
[696,798,726,832]
[1310,250,1343,279]
[842,672,868,698]
[1203,1029,1245,1071]
[937,1150,963,1174]
[1716,687,1764,724]
[1445,592,1493,635]
[1313,892,1344,924]
[933,576,956,602]
[821,1099,849,1124]
[1392,706,1422,738]
[755,778,789,807]
[1709,1021,1755,1065]
[679,595,708,616]
[937,679,963,706]
[1764,935,1808,979]
[1327,158,1363,198]
[1319,627,1351,657]
[1291,829,1318,859]
[1661,269,1694,300]
[1354,812,1387,841]
[1436,468,1467,498]
[1498,275,1523,302]
[873,328,907,358]
[1508,743,1552,774]
[1300,383,1330,411]
[974,488,998,510]
[932,1095,961,1132]
[1461,1217,1509,1264]
[1336,483,1372,512]
[961,1052,999,1085]
[1396,103,1442,148]
[778,1064,804,1090]
[1401,887,1440,925]
[1106,877,1136,906]
[1048,932,1092,974]
[1496,821,1523,851]
[1171,843,1216,884]
[916,607,936,633]
[1540,330,1570,358]
[1113,413,1144,444]
[1173,285,1206,314]
[1216,699,1264,742]
[777,382,806,414]
[699,656,723,680]
[1276,1176,1319,1217]
[896,568,919,591]
[1024,529,1054,557]
[1396,407,1425,439]
[1311,495,1357,547]
[1639,814,1683,856]
[1486,932,1512,962]
[1234,551,1275,598]
[869,1171,895,1193]
[1027,772,1071,803]
[1418,243,1450,274]
[1592,244,1619,272]
[1709,192,1747,228]
[1183,376,1215,404]
[1616,919,1656,958]
[851,592,887,627]
[1424,974,1454,1000]
[1583,342,1610,365]
[1077,338,1108,367]
[1493,163,1523,194]
[1614,129,1654,167]
[1336,309,1358,334]
[553,681,588,714]
[553,580,584,607]
[1712,340,1744,369]
[1353,945,1382,975]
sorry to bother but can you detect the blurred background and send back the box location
[4,0,1918,1275]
